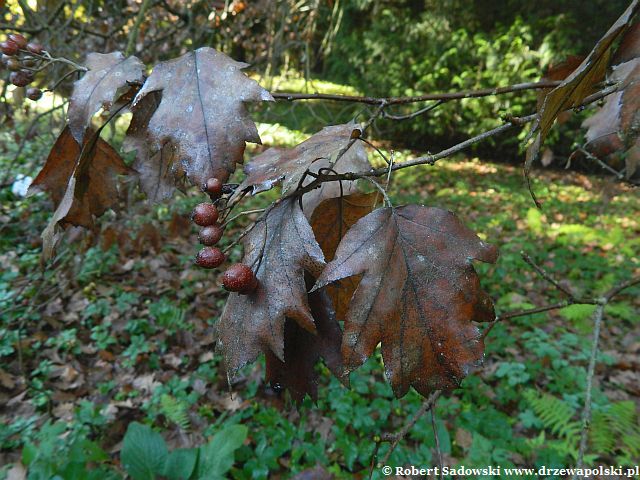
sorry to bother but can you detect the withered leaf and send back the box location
[614,21,640,64]
[313,205,498,397]
[132,47,273,186]
[582,47,640,179]
[527,0,640,170]
[69,52,145,144]
[218,198,325,379]
[29,126,134,260]
[123,92,185,202]
[265,284,345,403]
[237,123,371,214]
[310,193,380,320]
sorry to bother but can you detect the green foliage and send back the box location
[524,391,580,444]
[20,421,113,480]
[121,423,168,480]
[160,394,191,430]
[121,422,247,480]
[591,401,640,464]
[289,0,630,162]
[2,117,638,476]
[558,304,597,333]
[525,391,640,464]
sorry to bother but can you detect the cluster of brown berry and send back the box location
[192,178,258,295]
[1,33,45,100]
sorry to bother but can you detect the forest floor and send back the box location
[1,105,639,478]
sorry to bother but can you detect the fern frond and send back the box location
[524,390,580,444]
[160,394,190,430]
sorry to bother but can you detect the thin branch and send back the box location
[379,390,441,466]
[271,80,562,105]
[221,208,266,229]
[521,252,575,299]
[573,303,605,477]
[604,274,640,301]
[125,0,154,57]
[382,100,444,121]
[431,408,445,480]
[295,114,536,197]
[294,82,622,197]
[482,301,576,339]
[578,147,625,180]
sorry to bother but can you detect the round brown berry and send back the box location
[0,40,19,56]
[9,70,32,87]
[6,58,20,71]
[26,87,42,101]
[26,42,44,55]
[202,177,223,198]
[8,34,28,49]
[199,224,224,246]
[195,247,225,268]
[191,203,219,226]
[222,264,258,294]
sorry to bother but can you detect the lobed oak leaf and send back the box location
[527,0,640,173]
[123,92,185,202]
[581,29,640,179]
[132,47,273,186]
[29,126,134,260]
[313,205,498,398]
[68,52,145,144]
[265,283,345,403]
[217,198,325,380]
[236,124,372,215]
[310,193,380,320]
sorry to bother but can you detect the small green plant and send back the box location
[20,421,114,480]
[121,422,247,480]
[525,390,640,464]
[160,394,190,430]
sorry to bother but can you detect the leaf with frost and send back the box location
[313,205,498,397]
[69,52,145,144]
[132,47,273,186]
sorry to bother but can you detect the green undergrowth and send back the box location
[1,111,639,479]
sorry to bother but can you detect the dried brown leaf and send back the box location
[313,206,498,397]
[69,52,145,143]
[265,285,344,402]
[310,193,379,320]
[582,58,640,179]
[614,21,640,64]
[29,127,134,260]
[123,92,184,202]
[132,47,273,186]
[527,0,640,170]
[218,198,325,379]
[236,124,371,214]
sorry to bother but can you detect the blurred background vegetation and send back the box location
[1,1,639,479]
[0,0,631,158]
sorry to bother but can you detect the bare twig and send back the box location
[125,0,154,56]
[221,208,266,228]
[379,390,441,466]
[382,100,444,121]
[578,147,625,180]
[521,252,575,299]
[573,303,605,477]
[483,301,576,339]
[272,80,562,105]
[604,274,640,301]
[295,81,622,197]
[431,408,445,480]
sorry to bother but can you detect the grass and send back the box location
[0,90,639,478]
